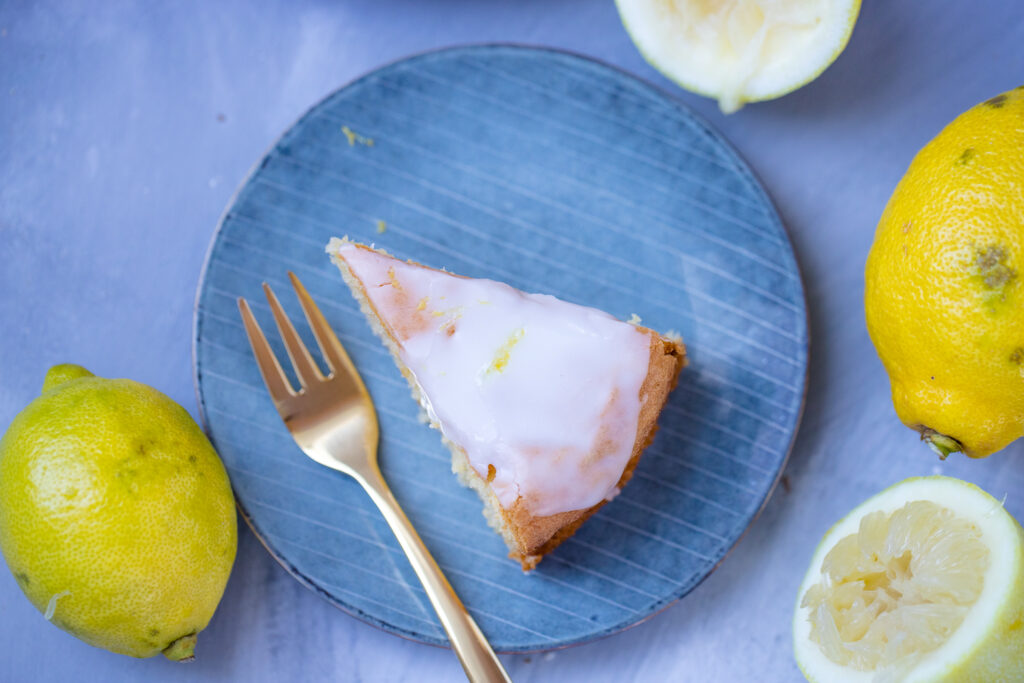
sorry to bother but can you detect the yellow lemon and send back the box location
[865,86,1024,458]
[615,0,860,113]
[0,365,237,660]
[794,476,1024,682]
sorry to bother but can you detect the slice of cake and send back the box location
[327,238,686,570]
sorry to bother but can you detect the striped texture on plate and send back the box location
[193,45,808,652]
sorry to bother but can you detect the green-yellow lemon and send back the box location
[0,364,237,660]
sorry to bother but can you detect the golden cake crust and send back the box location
[493,334,685,569]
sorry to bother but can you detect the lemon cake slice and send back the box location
[327,238,686,570]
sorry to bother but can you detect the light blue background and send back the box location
[2,1,1022,681]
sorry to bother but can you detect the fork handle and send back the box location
[355,467,513,683]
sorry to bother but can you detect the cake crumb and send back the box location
[341,125,374,147]
[376,220,387,234]
[627,313,642,326]
[386,267,402,291]
[416,297,428,311]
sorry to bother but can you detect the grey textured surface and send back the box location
[1,1,1023,681]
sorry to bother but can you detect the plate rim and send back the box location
[191,41,810,654]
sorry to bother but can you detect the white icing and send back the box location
[335,242,651,517]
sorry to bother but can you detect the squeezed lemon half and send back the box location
[793,477,1024,682]
[616,0,860,113]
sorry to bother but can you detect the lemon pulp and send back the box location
[616,0,859,112]
[795,477,1024,682]
[802,501,989,675]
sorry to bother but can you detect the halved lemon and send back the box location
[793,476,1024,682]
[615,0,861,113]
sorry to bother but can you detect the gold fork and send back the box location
[238,272,511,683]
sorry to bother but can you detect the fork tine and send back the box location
[262,282,324,388]
[237,297,296,403]
[287,272,360,381]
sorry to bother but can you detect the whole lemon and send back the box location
[0,365,237,659]
[865,86,1024,458]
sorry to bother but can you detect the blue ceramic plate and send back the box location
[193,45,808,653]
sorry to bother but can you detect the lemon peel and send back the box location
[44,590,71,621]
[0,364,237,660]
[865,86,1024,457]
